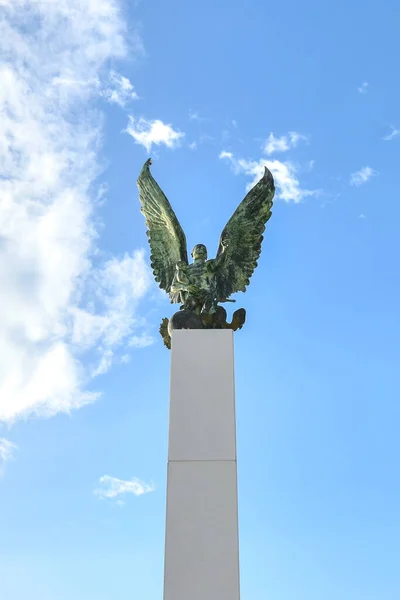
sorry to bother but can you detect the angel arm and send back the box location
[214,166,275,299]
[137,159,188,297]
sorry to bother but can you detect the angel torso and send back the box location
[171,258,218,314]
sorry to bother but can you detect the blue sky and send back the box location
[1,0,400,598]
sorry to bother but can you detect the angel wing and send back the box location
[137,159,188,298]
[214,166,275,300]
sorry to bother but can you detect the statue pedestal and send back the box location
[164,330,240,600]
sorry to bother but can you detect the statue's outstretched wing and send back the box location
[137,159,188,296]
[215,167,275,299]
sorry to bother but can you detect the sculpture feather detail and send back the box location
[137,159,188,298]
[214,167,274,300]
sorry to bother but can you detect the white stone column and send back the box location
[164,329,240,600]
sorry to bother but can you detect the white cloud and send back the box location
[0,1,153,424]
[350,166,377,187]
[383,126,400,141]
[219,151,233,160]
[102,70,138,107]
[0,438,17,475]
[71,251,152,348]
[189,141,198,151]
[358,82,369,94]
[263,131,308,155]
[126,117,184,152]
[358,213,367,219]
[264,133,289,154]
[219,152,318,203]
[94,475,155,500]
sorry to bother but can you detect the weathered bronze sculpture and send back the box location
[137,159,275,348]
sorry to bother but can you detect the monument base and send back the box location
[164,330,240,600]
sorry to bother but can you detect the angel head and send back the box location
[191,244,207,262]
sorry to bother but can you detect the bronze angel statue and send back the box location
[137,159,275,348]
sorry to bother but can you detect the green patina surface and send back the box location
[137,159,275,348]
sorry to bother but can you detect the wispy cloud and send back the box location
[0,1,153,424]
[102,70,138,107]
[128,333,155,348]
[264,131,308,155]
[358,82,369,94]
[126,117,184,152]
[350,166,377,187]
[0,438,17,475]
[383,126,400,141]
[91,350,114,377]
[188,109,210,123]
[94,475,155,500]
[219,152,318,203]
